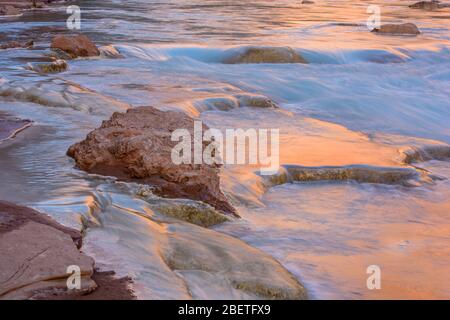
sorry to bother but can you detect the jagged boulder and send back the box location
[67,106,236,215]
[51,35,100,58]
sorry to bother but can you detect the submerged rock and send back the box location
[223,46,308,64]
[263,164,434,188]
[0,201,95,299]
[402,145,450,164]
[26,59,68,74]
[67,106,237,215]
[163,222,308,299]
[51,35,100,58]
[0,78,130,115]
[372,23,421,35]
[236,94,279,108]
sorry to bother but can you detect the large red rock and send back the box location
[67,106,237,215]
[0,40,33,50]
[51,35,100,58]
[372,23,421,35]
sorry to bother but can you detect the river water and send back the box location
[0,0,449,299]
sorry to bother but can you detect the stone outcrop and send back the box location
[0,201,135,300]
[67,106,237,215]
[372,23,421,35]
[223,46,308,64]
[51,35,100,58]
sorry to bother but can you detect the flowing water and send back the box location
[0,0,449,299]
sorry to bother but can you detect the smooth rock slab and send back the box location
[0,222,96,299]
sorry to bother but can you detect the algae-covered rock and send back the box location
[223,46,308,64]
[27,59,68,74]
[409,1,441,10]
[156,203,230,227]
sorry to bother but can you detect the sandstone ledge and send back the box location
[0,201,135,300]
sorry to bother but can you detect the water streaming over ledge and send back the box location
[1,0,450,299]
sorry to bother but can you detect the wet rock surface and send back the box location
[163,222,308,299]
[0,40,33,50]
[223,46,308,64]
[409,1,442,10]
[372,23,421,35]
[51,35,100,58]
[67,106,237,215]
[26,59,68,74]
[0,113,32,143]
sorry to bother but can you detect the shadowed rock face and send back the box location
[51,35,100,58]
[223,46,308,64]
[67,106,237,215]
[372,23,421,35]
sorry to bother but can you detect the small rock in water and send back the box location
[51,34,100,58]
[26,59,68,74]
[0,40,33,50]
[372,23,421,35]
